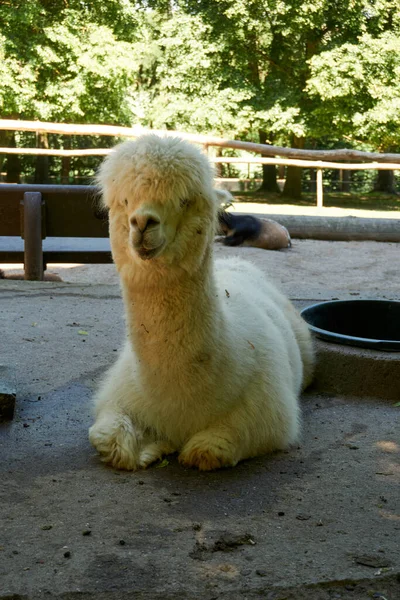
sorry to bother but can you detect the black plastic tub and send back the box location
[301,299,400,351]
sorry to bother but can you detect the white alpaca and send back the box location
[89,134,315,471]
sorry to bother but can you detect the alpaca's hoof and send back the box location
[89,414,140,471]
[179,433,238,471]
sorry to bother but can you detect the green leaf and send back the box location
[156,458,169,468]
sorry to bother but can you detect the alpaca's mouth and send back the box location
[135,243,164,260]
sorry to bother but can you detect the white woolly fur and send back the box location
[89,134,315,471]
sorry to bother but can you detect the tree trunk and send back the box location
[0,130,8,177]
[34,133,50,184]
[283,135,304,199]
[258,130,280,193]
[309,168,316,193]
[215,147,223,178]
[341,169,351,193]
[374,169,397,194]
[284,165,302,199]
[5,132,21,183]
[61,135,71,184]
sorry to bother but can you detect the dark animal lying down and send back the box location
[218,211,291,250]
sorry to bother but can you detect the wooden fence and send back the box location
[2,119,400,207]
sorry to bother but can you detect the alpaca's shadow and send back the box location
[136,443,313,520]
[1,376,320,526]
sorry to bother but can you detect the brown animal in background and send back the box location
[218,211,291,250]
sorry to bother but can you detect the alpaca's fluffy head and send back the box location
[97,135,217,273]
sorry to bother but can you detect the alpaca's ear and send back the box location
[92,187,109,219]
[98,184,118,211]
[95,153,120,210]
[214,189,233,210]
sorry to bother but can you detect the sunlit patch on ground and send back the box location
[0,263,84,281]
[376,441,399,453]
[1,263,82,272]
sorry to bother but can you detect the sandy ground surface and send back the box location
[1,281,399,600]
[228,202,400,219]
[1,203,399,599]
[2,238,399,298]
[1,204,399,296]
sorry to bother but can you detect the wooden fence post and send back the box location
[22,192,44,281]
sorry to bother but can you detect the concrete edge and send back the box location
[309,338,400,402]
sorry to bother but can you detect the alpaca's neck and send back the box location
[121,255,220,369]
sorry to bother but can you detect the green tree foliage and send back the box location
[177,0,394,196]
[1,0,400,193]
[145,12,253,135]
[0,0,143,123]
[2,0,399,139]
[307,31,400,150]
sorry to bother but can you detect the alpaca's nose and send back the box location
[130,213,160,232]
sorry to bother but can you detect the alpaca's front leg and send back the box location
[89,344,175,470]
[179,427,241,471]
[89,411,176,470]
[89,410,142,470]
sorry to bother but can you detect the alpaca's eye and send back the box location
[180,198,189,209]
[124,199,128,206]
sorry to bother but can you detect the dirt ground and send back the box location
[1,275,399,600]
[1,204,399,296]
[1,203,399,599]
[2,238,399,299]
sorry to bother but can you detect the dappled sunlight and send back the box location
[199,562,240,580]
[0,262,120,284]
[375,460,399,478]
[374,440,400,522]
[0,262,83,271]
[379,509,400,522]
[227,201,400,220]
[0,263,85,282]
[48,263,83,270]
[376,440,399,453]
[374,439,399,487]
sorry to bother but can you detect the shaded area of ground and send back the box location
[1,236,399,599]
[0,274,399,599]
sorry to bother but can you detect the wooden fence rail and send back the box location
[2,118,400,163]
[2,147,400,171]
[0,147,110,157]
[2,119,400,207]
